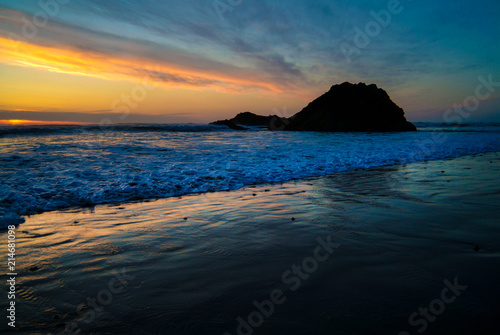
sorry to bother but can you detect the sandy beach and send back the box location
[1,152,499,335]
[2,0,499,333]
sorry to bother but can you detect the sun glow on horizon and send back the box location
[0,119,91,125]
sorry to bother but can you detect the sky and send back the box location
[0,0,499,124]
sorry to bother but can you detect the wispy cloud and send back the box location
[0,0,499,120]
[0,8,303,94]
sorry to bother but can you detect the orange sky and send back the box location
[0,2,499,123]
[0,119,90,125]
[0,34,311,123]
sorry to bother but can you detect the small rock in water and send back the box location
[441,171,445,173]
[29,265,40,272]
[474,246,480,252]
[264,189,270,192]
[252,193,257,196]
[291,217,296,221]
[183,217,188,220]
[73,220,79,224]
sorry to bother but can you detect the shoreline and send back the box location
[12,150,500,226]
[1,151,499,334]
[3,121,500,230]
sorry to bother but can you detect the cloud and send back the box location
[0,0,499,120]
[0,8,301,94]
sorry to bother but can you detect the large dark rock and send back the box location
[285,82,416,132]
[211,112,278,130]
[231,112,276,126]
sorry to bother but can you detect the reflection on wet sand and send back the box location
[1,152,499,334]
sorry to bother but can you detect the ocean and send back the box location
[1,122,500,227]
[1,123,500,334]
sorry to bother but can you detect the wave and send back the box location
[0,123,234,138]
[2,122,499,138]
[1,126,500,228]
[414,122,500,132]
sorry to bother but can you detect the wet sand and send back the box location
[1,152,500,335]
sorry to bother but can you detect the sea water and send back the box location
[1,122,499,227]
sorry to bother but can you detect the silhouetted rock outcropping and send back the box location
[211,112,277,129]
[285,82,416,132]
[231,112,276,126]
[211,83,416,132]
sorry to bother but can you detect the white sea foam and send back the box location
[1,123,499,227]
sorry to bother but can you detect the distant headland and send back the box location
[211,82,417,132]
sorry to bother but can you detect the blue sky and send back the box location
[0,0,499,122]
